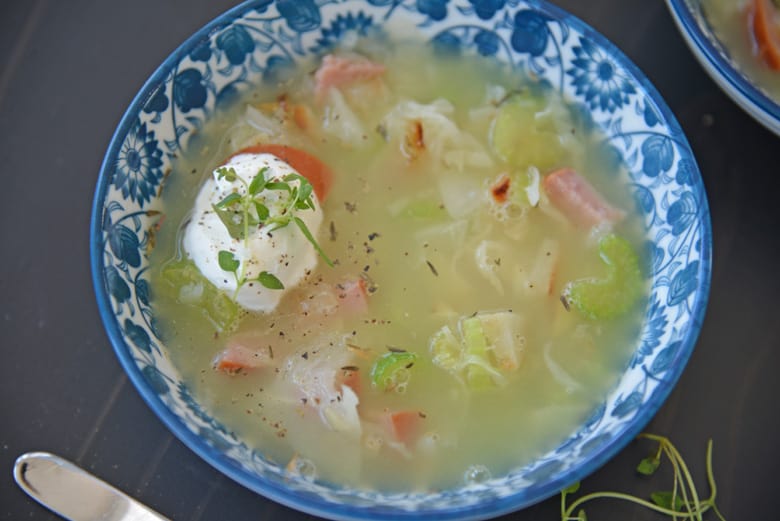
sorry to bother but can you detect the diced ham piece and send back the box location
[335,278,370,314]
[299,277,371,317]
[542,168,625,229]
[214,276,369,377]
[300,286,341,317]
[314,54,386,102]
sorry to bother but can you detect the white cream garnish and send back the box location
[183,152,323,312]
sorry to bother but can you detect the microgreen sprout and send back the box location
[212,165,333,297]
[560,433,727,521]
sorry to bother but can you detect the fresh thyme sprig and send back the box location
[212,165,333,295]
[217,249,283,297]
[560,434,727,521]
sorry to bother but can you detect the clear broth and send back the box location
[151,43,646,492]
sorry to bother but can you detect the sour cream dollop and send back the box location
[183,152,323,312]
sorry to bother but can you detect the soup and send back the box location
[702,0,780,100]
[151,42,647,492]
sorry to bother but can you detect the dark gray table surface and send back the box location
[1,1,777,519]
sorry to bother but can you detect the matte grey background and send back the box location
[1,1,776,519]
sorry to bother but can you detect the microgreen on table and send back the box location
[212,165,332,298]
[560,433,727,521]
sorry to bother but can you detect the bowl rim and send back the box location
[90,1,713,519]
[666,0,780,135]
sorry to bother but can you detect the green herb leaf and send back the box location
[650,491,684,511]
[283,173,305,183]
[575,509,587,521]
[294,216,334,267]
[215,192,243,209]
[254,201,270,221]
[257,271,284,290]
[245,211,260,228]
[297,179,313,200]
[248,167,269,195]
[216,166,238,182]
[218,250,240,273]
[209,160,333,312]
[211,205,245,240]
[636,456,660,476]
[265,181,291,192]
[563,481,581,494]
[265,217,290,233]
[295,199,313,211]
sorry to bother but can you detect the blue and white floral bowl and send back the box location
[91,1,712,519]
[666,0,780,136]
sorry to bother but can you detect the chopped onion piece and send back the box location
[245,104,284,137]
[525,166,541,207]
[322,385,362,439]
[543,342,582,393]
[475,240,506,294]
[322,88,365,145]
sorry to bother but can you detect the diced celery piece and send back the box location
[564,234,644,320]
[161,259,239,332]
[460,316,495,389]
[388,191,448,220]
[160,259,201,291]
[489,92,569,171]
[478,311,521,371]
[429,313,524,389]
[370,351,419,393]
[599,233,643,281]
[207,291,241,331]
[400,200,447,220]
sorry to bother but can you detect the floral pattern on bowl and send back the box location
[91,1,712,519]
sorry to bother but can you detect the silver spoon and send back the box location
[14,452,169,521]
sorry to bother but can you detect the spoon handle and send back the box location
[14,452,169,521]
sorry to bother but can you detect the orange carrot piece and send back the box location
[384,410,425,445]
[749,0,780,70]
[227,144,334,202]
[542,167,624,229]
[314,54,386,102]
